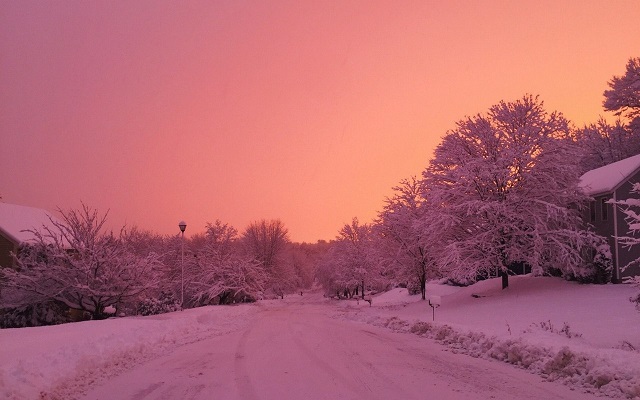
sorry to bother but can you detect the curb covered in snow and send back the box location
[368,315,640,399]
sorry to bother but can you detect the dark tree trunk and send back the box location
[420,272,426,300]
[219,291,230,305]
[501,270,509,289]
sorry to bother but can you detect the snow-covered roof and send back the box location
[579,154,640,196]
[0,203,60,245]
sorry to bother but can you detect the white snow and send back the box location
[0,305,260,399]
[579,153,640,196]
[343,276,640,398]
[1,276,640,399]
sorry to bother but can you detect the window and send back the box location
[589,201,596,222]
[601,198,608,221]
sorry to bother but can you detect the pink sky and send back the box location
[1,1,639,243]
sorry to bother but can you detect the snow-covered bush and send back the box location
[0,301,69,328]
[137,292,180,316]
[587,243,613,284]
[1,205,163,321]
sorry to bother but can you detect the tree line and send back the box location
[0,209,327,327]
[1,57,639,327]
[316,57,640,299]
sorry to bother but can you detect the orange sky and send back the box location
[1,1,639,243]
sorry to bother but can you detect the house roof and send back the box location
[579,153,640,196]
[0,203,61,245]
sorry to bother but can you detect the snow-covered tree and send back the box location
[616,183,640,270]
[282,242,326,290]
[422,95,601,289]
[574,57,640,172]
[318,218,388,298]
[377,177,439,299]
[0,205,162,319]
[604,57,640,127]
[241,219,293,297]
[574,118,640,172]
[190,220,267,305]
[614,183,640,308]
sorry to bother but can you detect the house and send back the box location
[579,154,640,283]
[0,203,61,269]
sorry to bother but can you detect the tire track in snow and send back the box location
[233,322,259,400]
[287,309,412,400]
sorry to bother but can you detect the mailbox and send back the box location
[428,295,441,321]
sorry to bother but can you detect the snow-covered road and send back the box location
[80,297,597,400]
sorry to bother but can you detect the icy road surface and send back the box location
[81,297,595,400]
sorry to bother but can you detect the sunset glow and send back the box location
[1,1,639,242]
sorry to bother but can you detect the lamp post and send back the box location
[179,221,187,310]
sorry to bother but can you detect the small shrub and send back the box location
[559,322,582,339]
[410,321,431,335]
[529,320,582,339]
[435,325,454,341]
[589,372,614,389]
[543,347,575,376]
[577,243,613,284]
[137,291,180,316]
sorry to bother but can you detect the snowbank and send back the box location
[340,276,640,398]
[0,304,259,400]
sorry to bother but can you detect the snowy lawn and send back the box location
[338,275,640,398]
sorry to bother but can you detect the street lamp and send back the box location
[179,221,187,310]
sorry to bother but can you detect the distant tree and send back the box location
[573,57,640,172]
[377,177,439,299]
[316,242,352,298]
[157,233,190,305]
[604,57,640,127]
[120,227,179,313]
[282,242,322,290]
[190,220,267,305]
[423,95,601,289]
[242,219,292,298]
[319,218,387,298]
[0,205,162,320]
[574,118,640,172]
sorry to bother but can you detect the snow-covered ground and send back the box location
[0,304,261,399]
[1,276,639,399]
[339,275,640,398]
